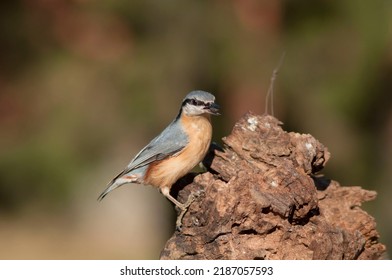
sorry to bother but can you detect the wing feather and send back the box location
[116,118,188,178]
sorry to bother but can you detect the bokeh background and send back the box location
[0,0,391,259]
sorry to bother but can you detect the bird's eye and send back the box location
[183,98,206,107]
[190,99,197,105]
[188,99,205,106]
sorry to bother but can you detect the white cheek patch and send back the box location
[184,104,204,116]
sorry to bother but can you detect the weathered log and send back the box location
[160,113,386,260]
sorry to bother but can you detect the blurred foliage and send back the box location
[0,0,391,258]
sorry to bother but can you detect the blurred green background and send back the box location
[0,0,391,259]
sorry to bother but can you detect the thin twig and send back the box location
[264,52,286,116]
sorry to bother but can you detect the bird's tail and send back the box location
[97,174,137,201]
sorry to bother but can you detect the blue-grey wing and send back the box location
[124,119,188,172]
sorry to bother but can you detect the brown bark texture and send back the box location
[160,113,386,260]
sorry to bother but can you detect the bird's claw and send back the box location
[175,190,204,231]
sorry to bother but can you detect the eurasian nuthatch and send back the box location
[98,90,219,228]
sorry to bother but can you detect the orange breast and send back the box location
[144,113,212,189]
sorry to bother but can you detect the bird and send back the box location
[98,90,220,229]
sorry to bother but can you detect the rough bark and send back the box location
[160,113,386,260]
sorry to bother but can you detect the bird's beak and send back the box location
[206,102,220,115]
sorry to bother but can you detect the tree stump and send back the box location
[160,113,386,260]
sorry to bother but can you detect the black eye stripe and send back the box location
[184,98,207,107]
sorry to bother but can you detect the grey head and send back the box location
[181,90,220,116]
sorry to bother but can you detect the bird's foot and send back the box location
[175,190,204,231]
